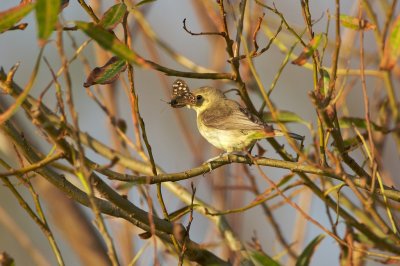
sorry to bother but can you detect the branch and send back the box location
[105,154,400,202]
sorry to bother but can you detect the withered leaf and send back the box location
[340,14,376,31]
[138,231,152,239]
[292,34,324,66]
[84,56,127,87]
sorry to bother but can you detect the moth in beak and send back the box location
[169,79,196,108]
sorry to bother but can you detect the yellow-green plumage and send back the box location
[190,87,281,152]
[170,80,303,153]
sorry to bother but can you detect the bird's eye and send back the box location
[196,95,203,100]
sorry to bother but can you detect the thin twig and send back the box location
[182,18,225,36]
[178,183,197,265]
[233,0,247,57]
[358,4,377,193]
[0,152,64,178]
[252,13,265,53]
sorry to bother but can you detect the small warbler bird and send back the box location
[170,79,303,153]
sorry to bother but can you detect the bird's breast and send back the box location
[196,120,256,152]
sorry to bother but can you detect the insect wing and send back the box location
[172,79,191,97]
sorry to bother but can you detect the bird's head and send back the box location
[170,79,225,112]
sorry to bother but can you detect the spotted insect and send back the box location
[170,79,196,107]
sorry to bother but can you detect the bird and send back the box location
[169,79,304,154]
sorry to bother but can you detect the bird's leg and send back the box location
[204,152,228,171]
[247,142,256,155]
[244,150,256,166]
[244,143,263,166]
[205,152,225,164]
[204,151,245,168]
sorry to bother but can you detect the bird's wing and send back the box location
[200,100,270,131]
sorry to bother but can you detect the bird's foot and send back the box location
[203,153,224,172]
[244,151,257,166]
[204,152,248,170]
[206,162,213,172]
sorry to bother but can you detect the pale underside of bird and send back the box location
[169,79,303,153]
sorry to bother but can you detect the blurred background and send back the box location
[1,0,399,265]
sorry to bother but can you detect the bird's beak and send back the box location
[169,93,196,108]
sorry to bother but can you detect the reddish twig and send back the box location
[252,13,265,53]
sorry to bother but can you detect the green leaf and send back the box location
[83,56,127,87]
[277,173,295,187]
[75,21,137,63]
[380,14,400,70]
[339,14,376,31]
[292,34,324,66]
[136,0,157,7]
[0,3,35,33]
[338,117,387,132]
[341,135,363,152]
[323,183,346,197]
[262,111,310,127]
[250,251,281,266]
[99,3,127,29]
[320,68,330,95]
[169,204,200,221]
[296,234,325,266]
[36,0,61,46]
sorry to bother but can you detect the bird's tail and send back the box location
[273,129,304,141]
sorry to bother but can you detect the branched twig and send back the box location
[228,20,283,63]
[256,1,306,47]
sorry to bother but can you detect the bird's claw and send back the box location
[206,162,213,172]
